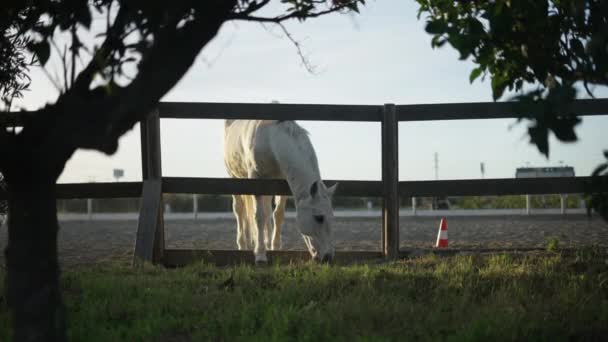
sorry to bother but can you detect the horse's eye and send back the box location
[314,215,324,224]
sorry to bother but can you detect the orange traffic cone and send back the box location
[435,217,448,248]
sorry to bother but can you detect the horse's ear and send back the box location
[310,181,319,197]
[327,183,338,197]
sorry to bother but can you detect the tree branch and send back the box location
[70,7,129,96]
[277,23,318,74]
[236,0,271,16]
[228,5,350,23]
[53,1,238,154]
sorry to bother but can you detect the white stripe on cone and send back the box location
[435,217,448,247]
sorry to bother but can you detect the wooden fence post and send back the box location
[134,109,165,265]
[382,104,399,259]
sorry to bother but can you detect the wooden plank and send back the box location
[382,104,399,259]
[1,182,141,200]
[153,204,165,264]
[0,111,34,126]
[163,249,383,267]
[134,110,165,265]
[145,109,164,263]
[140,119,149,180]
[162,177,383,197]
[162,176,602,198]
[396,98,608,121]
[133,179,164,264]
[398,177,602,197]
[0,176,595,201]
[399,247,567,258]
[165,248,585,266]
[7,99,607,125]
[158,102,382,121]
[142,109,162,180]
[381,115,386,253]
[55,182,142,199]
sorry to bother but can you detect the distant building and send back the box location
[515,166,575,178]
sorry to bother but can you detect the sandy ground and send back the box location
[1,214,607,267]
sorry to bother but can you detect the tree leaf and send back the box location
[78,7,92,29]
[570,38,584,56]
[28,41,51,66]
[592,163,608,177]
[491,74,509,101]
[551,116,580,142]
[528,125,549,157]
[469,67,483,83]
[425,20,447,34]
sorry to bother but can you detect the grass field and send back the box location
[1,248,608,341]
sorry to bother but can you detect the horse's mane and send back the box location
[276,120,310,139]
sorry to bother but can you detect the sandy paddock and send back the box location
[1,214,607,267]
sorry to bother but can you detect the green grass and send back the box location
[2,249,608,341]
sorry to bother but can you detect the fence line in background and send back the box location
[3,99,607,265]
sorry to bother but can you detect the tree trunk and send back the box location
[4,176,65,341]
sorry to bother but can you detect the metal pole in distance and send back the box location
[412,197,417,216]
[382,104,399,259]
[87,198,93,220]
[193,194,198,220]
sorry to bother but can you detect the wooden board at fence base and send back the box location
[133,179,164,265]
[163,249,384,267]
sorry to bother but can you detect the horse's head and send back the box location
[295,180,338,263]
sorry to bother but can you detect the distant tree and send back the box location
[0,1,365,340]
[416,0,608,217]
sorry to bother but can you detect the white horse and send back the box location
[223,119,337,263]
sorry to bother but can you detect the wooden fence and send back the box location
[3,99,608,265]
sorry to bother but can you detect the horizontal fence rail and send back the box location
[158,102,382,121]
[0,111,34,126]
[162,177,382,197]
[5,99,607,124]
[154,99,608,121]
[396,98,608,121]
[0,177,597,200]
[0,182,142,200]
[163,176,601,197]
[163,249,383,267]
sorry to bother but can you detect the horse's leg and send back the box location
[232,195,248,250]
[243,195,254,248]
[252,195,272,264]
[263,197,272,250]
[271,196,286,250]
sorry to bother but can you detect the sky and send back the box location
[13,1,608,183]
